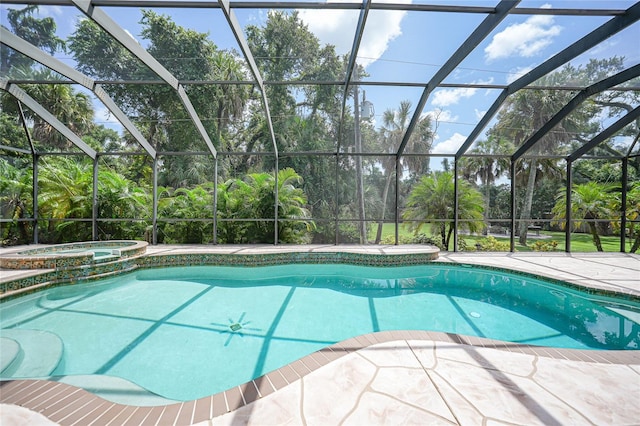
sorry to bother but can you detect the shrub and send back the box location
[531,240,559,251]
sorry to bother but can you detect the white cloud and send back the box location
[474,109,486,120]
[424,109,458,123]
[431,78,493,107]
[431,87,477,107]
[432,132,466,154]
[484,6,561,62]
[298,0,410,68]
[506,65,534,84]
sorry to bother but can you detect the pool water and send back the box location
[1,263,639,401]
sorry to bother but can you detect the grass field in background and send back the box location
[369,223,632,252]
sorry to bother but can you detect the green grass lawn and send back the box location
[369,223,632,252]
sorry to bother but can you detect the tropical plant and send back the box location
[551,182,618,251]
[374,100,434,243]
[0,157,32,245]
[403,171,485,251]
[459,136,514,231]
[217,168,313,244]
[158,183,214,243]
[97,169,152,240]
[37,157,93,242]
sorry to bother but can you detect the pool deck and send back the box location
[1,245,639,425]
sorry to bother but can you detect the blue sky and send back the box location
[2,1,639,155]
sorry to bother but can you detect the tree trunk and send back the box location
[484,169,490,235]
[588,221,603,251]
[375,171,394,244]
[519,159,538,246]
[630,230,640,253]
[445,225,453,251]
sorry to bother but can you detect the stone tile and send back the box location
[343,392,455,425]
[533,357,640,425]
[370,367,455,422]
[433,342,536,377]
[302,352,377,424]
[432,357,588,425]
[356,341,423,368]
[407,340,437,369]
[211,382,302,426]
[427,371,485,425]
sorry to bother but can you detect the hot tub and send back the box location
[0,241,147,269]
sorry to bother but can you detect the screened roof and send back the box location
[1,0,639,161]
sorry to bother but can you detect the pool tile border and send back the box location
[1,249,439,301]
[1,330,638,426]
[3,248,639,304]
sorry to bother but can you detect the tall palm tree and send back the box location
[492,66,596,246]
[374,100,434,243]
[459,137,513,232]
[551,182,617,251]
[403,171,484,250]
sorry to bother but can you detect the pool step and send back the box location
[0,329,63,378]
[0,337,21,375]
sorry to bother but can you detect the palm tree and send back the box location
[0,158,32,245]
[403,171,485,250]
[158,183,214,243]
[491,66,597,246]
[97,170,151,240]
[12,69,95,151]
[216,168,313,244]
[38,157,93,242]
[551,182,617,251]
[613,182,640,253]
[374,100,434,243]
[459,137,513,232]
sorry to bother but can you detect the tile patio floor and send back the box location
[1,246,639,425]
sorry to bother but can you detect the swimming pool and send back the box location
[1,263,638,402]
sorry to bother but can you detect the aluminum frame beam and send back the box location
[71,0,217,158]
[218,0,278,157]
[1,27,157,159]
[512,64,640,161]
[1,0,631,16]
[455,2,640,160]
[1,79,97,159]
[336,0,372,154]
[568,105,640,162]
[396,0,518,157]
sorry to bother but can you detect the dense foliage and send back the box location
[1,6,638,251]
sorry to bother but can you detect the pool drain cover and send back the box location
[230,323,242,331]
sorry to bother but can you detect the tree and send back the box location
[0,157,32,245]
[373,100,434,243]
[97,169,151,240]
[489,60,629,246]
[459,136,513,232]
[1,69,95,151]
[403,171,485,251]
[1,5,65,71]
[216,168,313,243]
[38,157,93,242]
[551,182,617,251]
[157,184,214,244]
[68,11,250,186]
